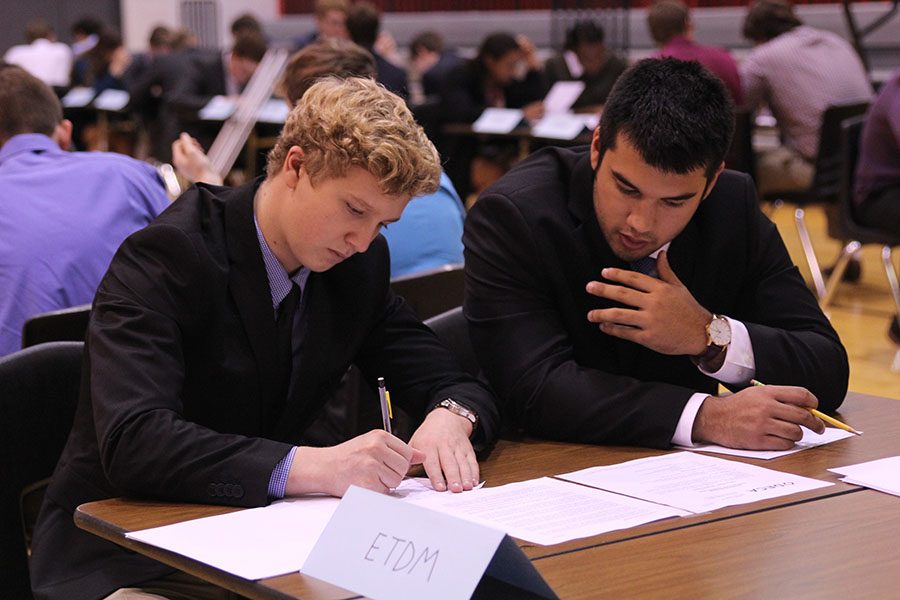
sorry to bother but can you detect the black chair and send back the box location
[725,108,756,180]
[0,342,83,599]
[424,306,480,378]
[763,101,870,301]
[821,116,900,313]
[391,264,465,321]
[20,304,91,349]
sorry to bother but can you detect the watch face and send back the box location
[709,317,731,346]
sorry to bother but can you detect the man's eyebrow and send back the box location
[611,170,698,202]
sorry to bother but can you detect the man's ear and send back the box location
[282,145,305,189]
[701,161,726,201]
[52,119,73,151]
[590,127,602,171]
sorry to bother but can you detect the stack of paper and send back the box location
[829,456,900,496]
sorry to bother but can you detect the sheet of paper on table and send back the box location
[677,426,855,460]
[829,455,900,497]
[558,451,833,514]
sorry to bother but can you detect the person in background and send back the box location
[647,0,743,106]
[543,20,628,112]
[3,19,72,89]
[30,76,498,600]
[409,30,463,103]
[346,1,408,100]
[173,39,465,278]
[0,67,170,357]
[854,69,900,344]
[741,0,872,195]
[230,12,264,41]
[294,0,349,50]
[70,17,102,58]
[464,58,848,451]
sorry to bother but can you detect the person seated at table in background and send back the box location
[464,58,849,452]
[3,18,72,89]
[854,68,900,344]
[294,0,350,50]
[647,0,743,106]
[0,66,170,358]
[543,20,628,113]
[740,0,872,196]
[440,31,546,202]
[408,30,463,104]
[173,39,465,278]
[345,0,408,100]
[30,77,498,600]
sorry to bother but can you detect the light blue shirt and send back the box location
[0,134,170,356]
[384,171,465,278]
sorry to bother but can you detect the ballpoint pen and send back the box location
[377,376,392,435]
[750,379,862,435]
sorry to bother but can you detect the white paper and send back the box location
[531,113,588,140]
[61,86,95,108]
[257,98,290,124]
[542,81,585,114]
[402,477,687,546]
[472,108,523,134]
[558,452,833,514]
[93,89,130,111]
[679,426,855,460]
[829,456,900,497]
[127,494,340,580]
[199,95,236,121]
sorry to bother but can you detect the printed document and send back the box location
[678,426,855,460]
[558,452,833,513]
[829,455,900,497]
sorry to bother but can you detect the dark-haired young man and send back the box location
[464,58,849,451]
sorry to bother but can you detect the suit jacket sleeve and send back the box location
[464,191,695,448]
[89,223,291,507]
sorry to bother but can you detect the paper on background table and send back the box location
[829,455,900,497]
[558,452,833,514]
[199,95,237,120]
[472,108,524,134]
[402,477,688,546]
[678,426,855,460]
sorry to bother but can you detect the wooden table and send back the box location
[75,392,898,599]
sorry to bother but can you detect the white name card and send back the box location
[472,108,524,134]
[303,485,558,600]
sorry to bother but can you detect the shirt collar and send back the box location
[0,134,64,166]
[253,212,310,312]
[648,242,671,259]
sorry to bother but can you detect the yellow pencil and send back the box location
[750,379,862,435]
[385,390,393,419]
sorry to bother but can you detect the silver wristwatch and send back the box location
[437,398,479,430]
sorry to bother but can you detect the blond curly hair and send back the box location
[266,77,440,198]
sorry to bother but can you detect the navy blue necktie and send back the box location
[630,256,658,278]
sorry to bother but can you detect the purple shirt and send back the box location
[657,36,743,106]
[0,134,169,356]
[855,70,900,205]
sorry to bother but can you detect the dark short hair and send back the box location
[742,0,802,43]
[231,13,263,37]
[25,19,55,43]
[231,32,267,63]
[148,25,173,50]
[0,67,63,146]
[346,1,380,48]
[647,0,690,45]
[72,17,102,37]
[410,31,444,57]
[564,20,605,51]
[477,32,520,63]
[598,58,734,178]
[279,39,376,105]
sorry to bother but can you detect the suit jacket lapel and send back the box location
[222,180,282,426]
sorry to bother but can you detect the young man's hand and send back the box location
[409,407,479,493]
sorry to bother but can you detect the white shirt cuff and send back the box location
[698,317,755,385]
[672,393,709,447]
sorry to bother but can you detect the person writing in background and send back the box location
[464,58,848,452]
[31,77,497,600]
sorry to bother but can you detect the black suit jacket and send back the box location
[31,180,498,600]
[439,59,546,124]
[463,146,848,448]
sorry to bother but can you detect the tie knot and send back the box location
[629,256,658,277]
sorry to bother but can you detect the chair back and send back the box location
[21,304,91,349]
[0,342,83,599]
[809,101,870,205]
[725,108,756,180]
[424,306,480,378]
[391,264,465,321]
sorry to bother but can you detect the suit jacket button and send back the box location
[233,485,244,499]
[214,483,225,496]
[224,484,234,497]
[207,483,216,497]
